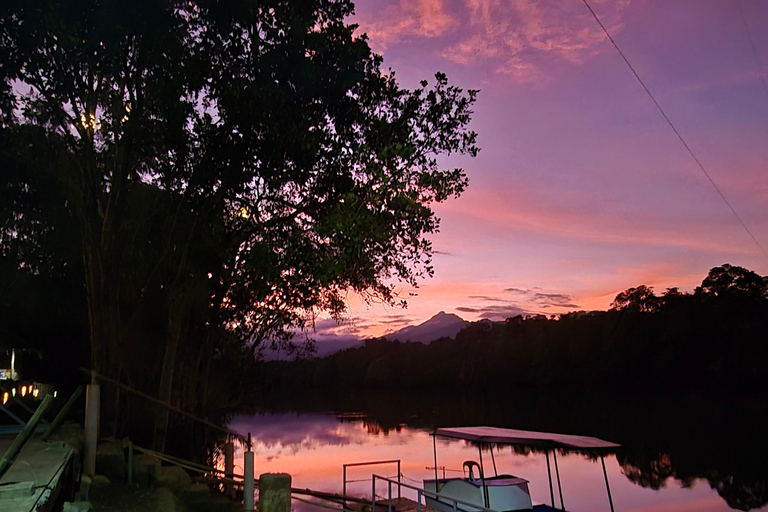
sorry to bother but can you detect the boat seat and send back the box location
[463,460,482,481]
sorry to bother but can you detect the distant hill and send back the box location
[386,311,468,343]
[261,334,363,361]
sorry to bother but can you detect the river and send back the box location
[226,390,768,512]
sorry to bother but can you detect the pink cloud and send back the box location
[435,185,757,256]
[442,0,632,82]
[355,0,457,50]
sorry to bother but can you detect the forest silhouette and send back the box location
[251,264,768,395]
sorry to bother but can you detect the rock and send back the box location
[149,486,181,512]
[182,485,235,512]
[96,442,126,483]
[133,453,161,488]
[157,465,192,496]
[48,422,85,453]
[63,501,93,512]
[77,474,92,501]
[91,475,111,487]
[184,483,210,495]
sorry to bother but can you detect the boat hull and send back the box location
[424,475,533,512]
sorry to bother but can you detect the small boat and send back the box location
[423,426,620,512]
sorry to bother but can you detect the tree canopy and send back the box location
[610,285,661,313]
[0,0,478,445]
[696,264,768,298]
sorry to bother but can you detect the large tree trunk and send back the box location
[82,237,125,438]
[152,293,186,452]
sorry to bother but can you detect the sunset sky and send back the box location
[312,0,768,342]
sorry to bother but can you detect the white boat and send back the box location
[423,426,621,512]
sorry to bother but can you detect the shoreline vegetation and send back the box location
[249,264,768,397]
[236,264,768,510]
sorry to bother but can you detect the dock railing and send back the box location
[371,474,498,512]
[343,459,401,500]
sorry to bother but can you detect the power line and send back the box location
[580,0,768,261]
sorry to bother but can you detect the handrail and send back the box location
[80,367,247,443]
[343,459,401,500]
[371,474,499,512]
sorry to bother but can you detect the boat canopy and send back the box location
[434,426,620,450]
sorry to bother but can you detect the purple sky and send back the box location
[313,0,768,341]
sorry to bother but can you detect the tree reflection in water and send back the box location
[245,387,768,510]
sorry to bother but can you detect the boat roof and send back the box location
[434,426,620,450]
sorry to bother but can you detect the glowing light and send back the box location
[238,207,250,219]
[12,388,16,397]
[33,388,40,398]
[21,386,27,397]
[80,112,102,131]
[54,391,58,398]
[2,392,7,405]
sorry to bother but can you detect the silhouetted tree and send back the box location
[610,285,661,313]
[696,264,768,298]
[1,0,478,447]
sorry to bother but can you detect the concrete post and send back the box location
[84,384,100,477]
[243,450,254,512]
[224,441,235,497]
[259,473,291,512]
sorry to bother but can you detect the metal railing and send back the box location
[371,474,498,512]
[343,459,401,500]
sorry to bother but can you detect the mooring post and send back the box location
[84,383,100,478]
[244,433,254,512]
[225,437,235,498]
[259,473,291,512]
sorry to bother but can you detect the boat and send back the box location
[423,426,620,512]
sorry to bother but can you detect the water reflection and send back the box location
[228,412,767,512]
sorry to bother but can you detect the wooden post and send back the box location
[243,450,254,511]
[259,473,291,512]
[225,440,235,497]
[84,384,100,478]
[42,385,84,441]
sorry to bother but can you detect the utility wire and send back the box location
[581,0,768,260]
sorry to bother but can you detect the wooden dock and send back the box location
[0,435,76,511]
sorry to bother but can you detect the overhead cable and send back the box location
[581,0,768,260]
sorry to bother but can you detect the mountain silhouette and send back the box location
[386,311,469,343]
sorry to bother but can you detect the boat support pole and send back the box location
[545,449,555,509]
[553,449,564,511]
[489,446,498,476]
[432,434,439,493]
[601,455,615,512]
[478,444,490,509]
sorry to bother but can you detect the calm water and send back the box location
[226,405,768,512]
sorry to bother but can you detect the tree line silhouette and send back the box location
[251,264,768,395]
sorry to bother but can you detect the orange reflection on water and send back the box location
[228,413,751,512]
